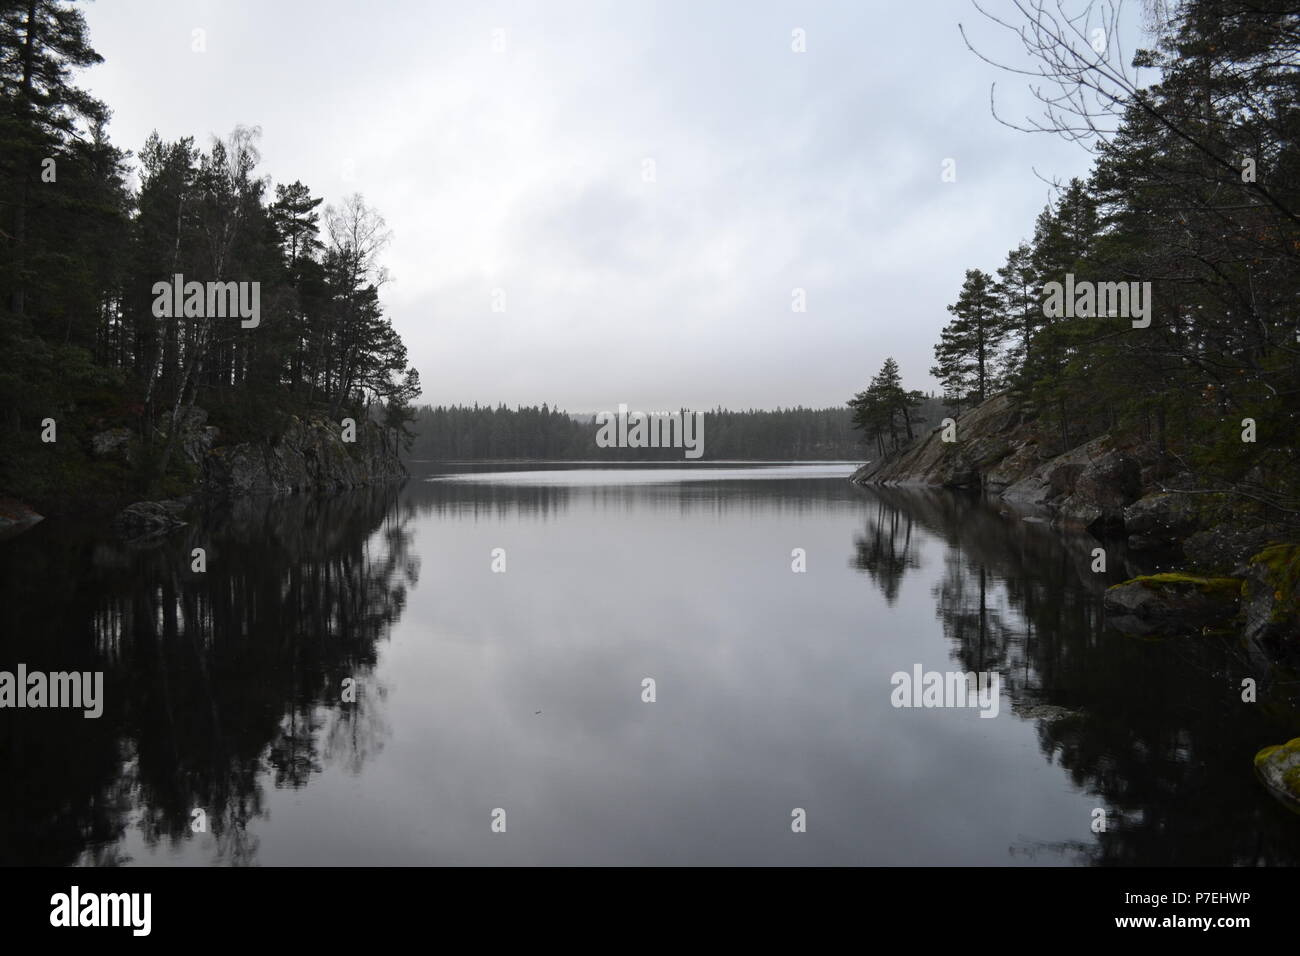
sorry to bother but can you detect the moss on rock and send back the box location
[1132,572,1245,598]
[1247,544,1300,624]
[1254,737,1300,814]
[1240,544,1300,654]
[1104,573,1243,636]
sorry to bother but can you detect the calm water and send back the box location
[2,463,1297,865]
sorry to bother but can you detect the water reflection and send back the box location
[0,487,411,865]
[851,499,920,605]
[1,467,1297,865]
[403,463,861,522]
[852,486,1300,865]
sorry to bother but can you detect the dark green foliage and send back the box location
[929,0,1300,515]
[0,2,419,507]
[848,357,926,456]
[931,269,1005,408]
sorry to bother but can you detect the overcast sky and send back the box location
[80,0,1130,411]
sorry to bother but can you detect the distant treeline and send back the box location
[403,403,925,460]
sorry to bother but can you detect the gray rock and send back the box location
[1182,524,1283,574]
[1239,544,1300,654]
[1001,437,1107,509]
[158,407,221,469]
[90,427,139,465]
[984,438,1043,491]
[201,416,405,497]
[1126,533,1167,551]
[1123,492,1200,543]
[1056,449,1141,534]
[999,471,1054,507]
[1254,738,1300,812]
[851,393,1023,488]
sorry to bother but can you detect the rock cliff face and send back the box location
[850,393,1147,535]
[849,393,1027,489]
[2,409,407,544]
[193,414,405,496]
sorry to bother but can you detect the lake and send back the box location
[2,462,1297,865]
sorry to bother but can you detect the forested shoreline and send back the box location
[0,2,915,516]
[402,403,888,461]
[0,1,419,513]
[847,1,1300,671]
[850,1,1299,526]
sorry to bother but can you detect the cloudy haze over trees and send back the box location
[60,0,1112,413]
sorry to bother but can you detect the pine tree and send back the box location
[994,243,1038,388]
[0,0,109,318]
[849,357,923,454]
[931,269,1005,407]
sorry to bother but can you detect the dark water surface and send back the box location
[2,462,1297,865]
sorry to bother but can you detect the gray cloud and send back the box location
[85,0,1107,410]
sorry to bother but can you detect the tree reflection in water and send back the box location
[0,486,412,865]
[847,485,1300,866]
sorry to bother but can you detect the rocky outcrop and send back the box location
[3,410,404,548]
[93,412,405,543]
[174,407,220,470]
[200,415,405,496]
[1104,573,1243,635]
[984,436,1045,492]
[0,499,44,540]
[1101,543,1300,649]
[1182,524,1281,574]
[1001,437,1102,510]
[1056,449,1142,533]
[1254,737,1300,813]
[850,394,1032,488]
[90,427,140,466]
[1122,492,1200,550]
[849,395,1279,554]
[158,405,402,497]
[997,437,1145,534]
[853,396,1151,536]
[1240,543,1300,652]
